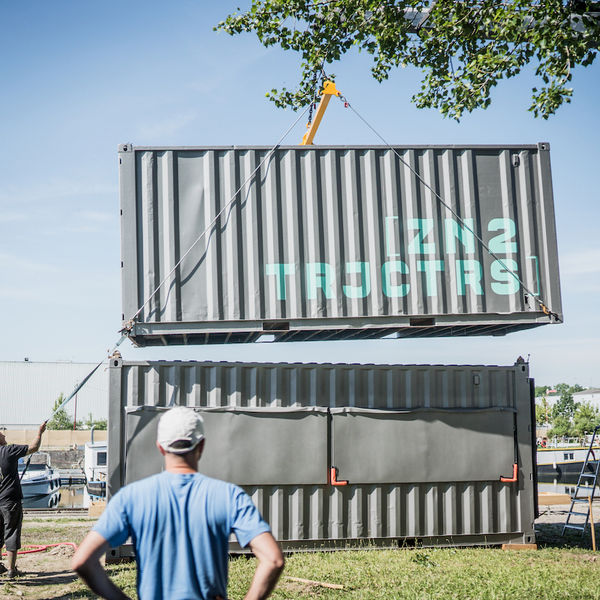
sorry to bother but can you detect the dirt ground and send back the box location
[2,505,599,599]
[1,517,97,600]
[535,501,600,548]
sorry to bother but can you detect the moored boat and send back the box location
[18,454,62,509]
[23,490,62,509]
[537,445,600,481]
[87,480,106,498]
[84,441,107,499]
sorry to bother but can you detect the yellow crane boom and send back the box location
[300,81,341,145]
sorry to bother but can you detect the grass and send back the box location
[25,517,97,524]
[6,520,600,599]
[22,523,93,546]
[105,525,600,600]
[226,544,600,600]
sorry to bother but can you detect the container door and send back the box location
[330,407,515,484]
[124,406,329,486]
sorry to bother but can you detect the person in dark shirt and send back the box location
[0,422,46,578]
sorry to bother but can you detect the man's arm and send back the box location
[26,421,47,455]
[244,532,284,600]
[71,531,131,600]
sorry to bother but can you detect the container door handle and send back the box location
[330,466,348,486]
[500,463,518,482]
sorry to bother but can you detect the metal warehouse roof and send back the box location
[0,361,108,429]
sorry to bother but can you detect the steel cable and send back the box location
[126,105,312,327]
[338,94,558,320]
[21,106,312,450]
[19,334,127,482]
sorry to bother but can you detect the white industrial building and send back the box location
[573,388,600,408]
[536,387,600,409]
[0,361,108,429]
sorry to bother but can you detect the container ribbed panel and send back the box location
[240,482,519,541]
[117,361,517,410]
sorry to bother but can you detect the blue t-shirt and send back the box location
[94,471,270,600]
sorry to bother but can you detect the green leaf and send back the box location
[215,0,599,119]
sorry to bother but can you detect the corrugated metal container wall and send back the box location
[0,361,108,427]
[119,144,562,345]
[107,360,536,556]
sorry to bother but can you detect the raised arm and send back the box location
[71,531,131,600]
[27,421,46,455]
[244,532,284,600]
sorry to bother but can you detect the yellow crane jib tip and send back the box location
[321,80,341,97]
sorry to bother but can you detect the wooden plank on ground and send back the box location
[88,500,106,517]
[538,493,571,505]
[502,543,538,551]
[285,577,344,590]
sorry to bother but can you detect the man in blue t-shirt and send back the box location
[72,407,284,600]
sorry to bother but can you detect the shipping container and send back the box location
[106,359,536,557]
[119,144,562,345]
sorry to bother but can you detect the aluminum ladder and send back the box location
[562,425,600,536]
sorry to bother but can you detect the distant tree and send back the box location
[535,397,551,426]
[573,402,600,437]
[535,385,550,398]
[544,383,587,437]
[549,414,574,438]
[551,384,580,421]
[84,413,107,431]
[552,396,578,421]
[46,394,75,430]
[535,404,544,425]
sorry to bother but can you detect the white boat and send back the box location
[24,490,61,509]
[84,441,107,498]
[537,444,600,481]
[18,454,62,509]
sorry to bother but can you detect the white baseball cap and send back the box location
[157,407,205,454]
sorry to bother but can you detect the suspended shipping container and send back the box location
[119,144,562,345]
[106,359,537,557]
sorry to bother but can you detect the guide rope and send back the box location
[124,104,312,330]
[21,107,313,481]
[19,335,127,482]
[334,90,559,321]
[19,106,312,468]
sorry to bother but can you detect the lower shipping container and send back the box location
[107,359,536,557]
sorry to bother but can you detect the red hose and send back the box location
[1,542,77,556]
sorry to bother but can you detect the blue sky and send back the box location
[0,1,598,387]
